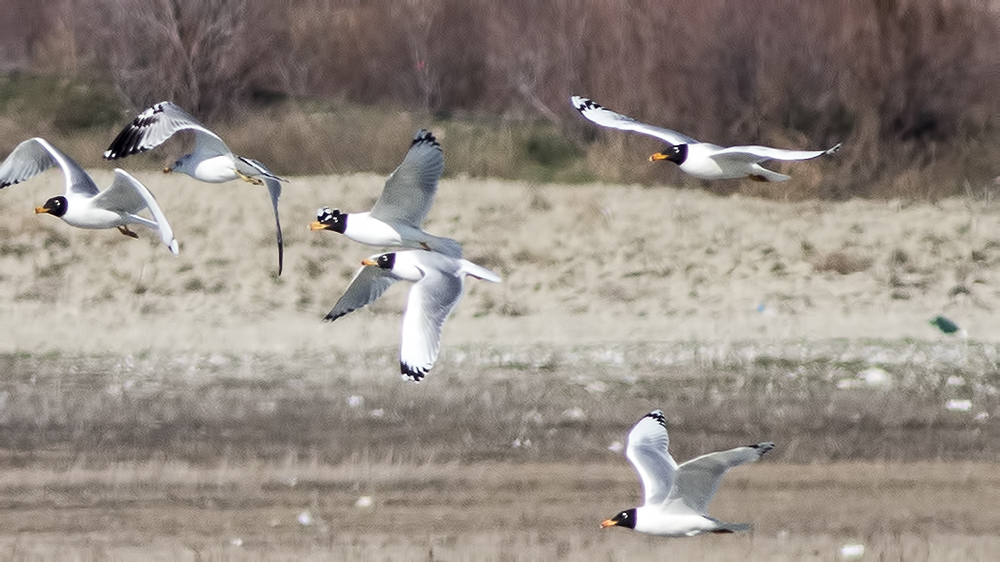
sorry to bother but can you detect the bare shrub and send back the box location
[3,0,1000,198]
[72,0,290,120]
[0,0,57,72]
[285,0,488,114]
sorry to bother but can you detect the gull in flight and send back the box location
[311,129,462,258]
[0,137,178,254]
[571,96,840,182]
[601,409,774,537]
[104,101,285,273]
[324,250,500,382]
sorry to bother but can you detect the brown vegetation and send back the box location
[1,0,999,198]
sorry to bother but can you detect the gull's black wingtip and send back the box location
[571,96,601,113]
[411,129,440,149]
[644,409,667,427]
[400,362,427,382]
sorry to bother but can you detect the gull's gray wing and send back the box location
[262,177,284,276]
[664,442,775,514]
[232,156,285,274]
[369,129,444,227]
[104,101,232,159]
[624,410,678,506]
[93,169,179,254]
[0,137,99,197]
[323,263,399,322]
[571,96,698,146]
[711,143,841,163]
[398,265,463,382]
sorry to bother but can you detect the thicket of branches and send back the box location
[3,0,1000,198]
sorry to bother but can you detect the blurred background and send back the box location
[2,0,1000,199]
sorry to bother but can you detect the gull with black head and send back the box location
[311,129,462,258]
[104,101,285,273]
[571,96,840,182]
[0,137,178,254]
[602,409,774,537]
[323,250,499,381]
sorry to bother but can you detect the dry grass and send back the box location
[0,459,997,560]
[0,349,995,558]
[0,338,996,465]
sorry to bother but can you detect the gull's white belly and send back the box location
[680,145,747,179]
[635,509,720,537]
[192,155,239,183]
[62,205,127,229]
[344,213,405,247]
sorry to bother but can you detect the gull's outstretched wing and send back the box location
[0,137,99,197]
[711,143,841,163]
[398,266,463,382]
[665,442,775,514]
[370,129,445,227]
[323,263,399,322]
[625,410,678,506]
[93,169,179,254]
[571,96,698,146]
[263,177,284,275]
[104,101,232,159]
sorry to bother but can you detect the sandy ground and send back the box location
[1,166,999,559]
[0,169,997,359]
[0,460,998,560]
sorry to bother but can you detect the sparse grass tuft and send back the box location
[813,251,873,275]
[183,278,205,292]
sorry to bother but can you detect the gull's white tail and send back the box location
[711,522,751,534]
[460,260,501,283]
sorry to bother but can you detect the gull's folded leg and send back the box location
[235,169,264,186]
[117,225,139,239]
